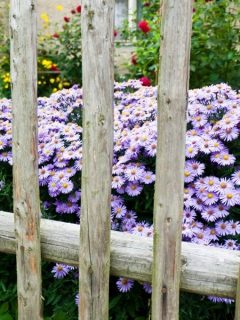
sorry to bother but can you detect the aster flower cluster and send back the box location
[0,81,239,300]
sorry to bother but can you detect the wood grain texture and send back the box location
[1,211,240,299]
[80,1,114,319]
[152,1,193,319]
[10,1,43,319]
[235,267,240,320]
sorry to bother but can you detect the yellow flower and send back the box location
[40,13,49,24]
[53,88,58,93]
[50,78,55,84]
[58,83,63,89]
[63,82,70,86]
[38,81,42,85]
[42,59,52,69]
[56,5,63,11]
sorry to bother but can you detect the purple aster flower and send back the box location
[125,166,144,182]
[223,239,238,250]
[61,201,80,214]
[143,282,152,294]
[200,191,219,205]
[215,220,231,236]
[68,191,81,203]
[112,204,127,219]
[141,171,155,184]
[227,220,240,235]
[183,209,196,223]
[59,178,74,194]
[116,277,134,293]
[215,178,234,194]
[48,180,60,197]
[218,153,236,166]
[231,170,240,185]
[219,190,239,206]
[125,183,143,196]
[132,222,149,236]
[201,206,219,222]
[112,175,125,189]
[205,228,218,241]
[219,127,239,141]
[75,293,79,306]
[51,263,69,279]
[208,296,234,304]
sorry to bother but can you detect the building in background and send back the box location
[0,0,140,34]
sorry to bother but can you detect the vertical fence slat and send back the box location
[10,1,43,319]
[79,1,114,319]
[152,1,192,319]
[235,267,240,320]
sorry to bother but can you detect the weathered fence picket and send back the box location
[235,267,240,320]
[152,0,193,319]
[79,1,115,319]
[10,0,43,319]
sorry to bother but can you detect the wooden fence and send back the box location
[1,0,240,319]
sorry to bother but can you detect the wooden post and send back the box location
[152,1,192,319]
[128,0,137,29]
[10,1,43,319]
[235,267,240,320]
[79,1,114,319]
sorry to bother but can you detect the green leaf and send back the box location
[109,295,121,310]
[0,302,9,314]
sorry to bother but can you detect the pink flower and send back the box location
[138,20,151,33]
[140,76,151,87]
[76,5,81,13]
[52,33,59,38]
[64,16,70,23]
[131,54,137,65]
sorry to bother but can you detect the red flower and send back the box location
[50,64,59,72]
[64,16,70,23]
[52,33,59,38]
[131,54,137,65]
[140,76,151,86]
[71,9,76,14]
[143,2,150,6]
[114,30,118,37]
[76,5,81,13]
[138,20,151,33]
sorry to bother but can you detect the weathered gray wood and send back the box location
[10,1,43,319]
[235,267,240,320]
[80,1,114,319]
[152,1,193,319]
[1,211,240,299]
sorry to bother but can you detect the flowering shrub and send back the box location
[48,5,82,86]
[0,38,70,99]
[122,0,240,89]
[0,81,239,318]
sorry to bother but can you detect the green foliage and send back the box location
[48,13,82,86]
[122,0,240,89]
[180,293,234,320]
[191,0,240,88]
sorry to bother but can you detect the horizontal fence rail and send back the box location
[1,211,240,299]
